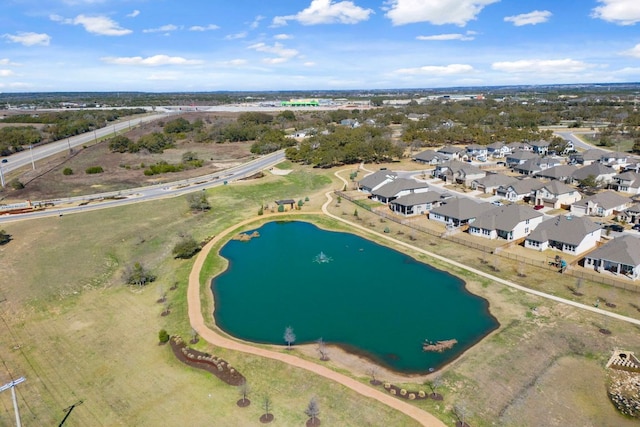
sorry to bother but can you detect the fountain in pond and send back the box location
[313,251,332,264]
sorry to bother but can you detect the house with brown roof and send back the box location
[468,204,544,241]
[525,215,602,255]
[534,181,582,209]
[570,191,632,217]
[583,235,640,280]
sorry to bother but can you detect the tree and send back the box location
[125,262,156,287]
[187,192,210,212]
[108,135,135,153]
[172,235,201,259]
[260,395,274,423]
[317,338,329,361]
[0,229,11,245]
[62,167,73,175]
[158,329,170,344]
[426,375,443,399]
[237,380,251,407]
[283,326,296,349]
[305,397,320,425]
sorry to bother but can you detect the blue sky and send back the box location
[1,0,639,92]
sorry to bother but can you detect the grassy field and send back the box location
[1,159,640,426]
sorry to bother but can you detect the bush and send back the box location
[9,179,24,189]
[125,262,156,287]
[62,167,73,175]
[258,206,264,216]
[277,204,285,212]
[187,192,211,212]
[172,236,201,259]
[85,166,104,174]
[158,329,170,343]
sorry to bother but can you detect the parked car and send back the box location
[533,205,544,210]
[1,159,7,163]
[491,201,504,206]
[603,224,624,232]
[632,223,640,231]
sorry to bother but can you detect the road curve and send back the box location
[187,215,446,427]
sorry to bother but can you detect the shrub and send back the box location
[9,179,24,190]
[278,204,285,212]
[418,390,426,398]
[62,167,73,175]
[258,206,264,216]
[408,393,416,400]
[172,236,201,259]
[158,329,170,343]
[400,389,407,396]
[85,166,104,174]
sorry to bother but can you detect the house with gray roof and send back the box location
[611,171,640,194]
[370,178,430,204]
[583,235,640,280]
[600,151,631,170]
[471,173,518,194]
[570,148,608,165]
[487,141,510,158]
[528,140,550,156]
[571,163,617,186]
[525,215,602,255]
[466,144,488,160]
[468,204,544,241]
[506,150,540,168]
[513,157,562,176]
[389,191,443,216]
[357,170,397,193]
[429,198,495,227]
[618,203,640,224]
[534,181,582,209]
[436,145,466,161]
[534,164,578,182]
[432,160,486,186]
[506,142,532,152]
[412,149,446,165]
[570,191,632,217]
[496,177,545,202]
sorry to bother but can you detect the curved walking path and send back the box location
[188,215,446,427]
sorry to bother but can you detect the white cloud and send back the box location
[0,70,15,77]
[273,0,373,26]
[248,42,300,63]
[504,10,552,26]
[416,31,475,41]
[189,24,220,32]
[51,14,132,36]
[492,59,591,73]
[219,59,248,67]
[384,0,498,26]
[303,61,316,66]
[101,55,203,66]
[621,43,640,58]
[250,15,265,29]
[225,32,247,40]
[3,32,51,46]
[143,24,180,33]
[274,33,293,40]
[592,0,640,25]
[395,64,474,75]
[127,10,140,18]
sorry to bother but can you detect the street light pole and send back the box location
[0,162,5,188]
[0,377,26,427]
[29,145,35,170]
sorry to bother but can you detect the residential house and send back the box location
[436,145,466,161]
[505,150,540,168]
[486,141,511,158]
[534,181,582,209]
[571,163,617,186]
[618,203,640,224]
[513,157,562,176]
[570,191,632,217]
[570,148,608,165]
[600,151,631,170]
[466,144,488,160]
[432,160,486,186]
[429,198,495,227]
[525,215,602,255]
[468,204,544,240]
[413,149,446,165]
[583,235,640,280]
[496,178,544,202]
[534,164,578,183]
[357,170,397,193]
[389,191,443,216]
[506,141,532,152]
[472,173,518,194]
[528,140,550,156]
[370,178,430,204]
[611,171,640,194]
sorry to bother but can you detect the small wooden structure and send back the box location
[275,199,295,211]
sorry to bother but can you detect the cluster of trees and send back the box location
[108,133,174,154]
[0,126,42,156]
[285,126,403,167]
[143,153,203,176]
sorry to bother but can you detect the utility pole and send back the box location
[29,145,35,170]
[58,400,83,426]
[0,377,26,427]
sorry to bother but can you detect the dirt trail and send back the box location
[187,213,446,427]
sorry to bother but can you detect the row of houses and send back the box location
[357,169,640,280]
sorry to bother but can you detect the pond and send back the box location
[211,221,499,374]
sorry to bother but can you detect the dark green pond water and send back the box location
[212,221,498,373]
